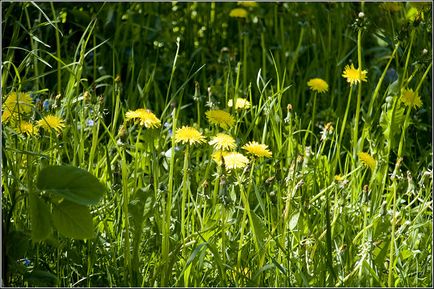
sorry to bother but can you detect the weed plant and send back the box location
[1,1,432,287]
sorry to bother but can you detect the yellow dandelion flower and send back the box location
[2,108,12,123]
[380,2,401,12]
[209,133,236,151]
[174,126,206,145]
[37,115,65,133]
[212,150,230,165]
[335,174,344,181]
[205,109,235,130]
[358,152,376,171]
[400,88,422,109]
[238,1,258,8]
[223,152,249,170]
[17,121,38,136]
[406,7,420,22]
[3,91,33,115]
[307,78,329,93]
[228,98,251,110]
[125,108,161,128]
[229,8,248,18]
[342,64,368,86]
[242,141,272,158]
[213,151,249,170]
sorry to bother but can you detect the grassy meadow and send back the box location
[1,1,433,287]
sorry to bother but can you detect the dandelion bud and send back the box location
[83,91,90,101]
[287,104,293,111]
[118,124,127,138]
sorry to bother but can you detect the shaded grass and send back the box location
[1,1,432,287]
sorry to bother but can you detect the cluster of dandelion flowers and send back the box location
[400,88,422,109]
[209,133,236,151]
[228,98,251,110]
[342,64,368,86]
[205,109,235,130]
[17,121,38,136]
[307,78,329,94]
[212,151,249,170]
[125,108,161,129]
[358,152,376,171]
[37,115,65,133]
[174,126,206,145]
[229,8,248,18]
[242,141,272,158]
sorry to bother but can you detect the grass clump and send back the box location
[1,2,432,287]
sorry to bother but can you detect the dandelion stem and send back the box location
[335,86,353,173]
[181,145,190,242]
[162,107,177,286]
[310,91,318,146]
[352,29,363,169]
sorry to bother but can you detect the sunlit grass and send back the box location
[1,1,432,287]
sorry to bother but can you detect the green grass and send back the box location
[1,1,432,287]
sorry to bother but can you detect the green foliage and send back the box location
[29,193,52,241]
[52,200,95,239]
[36,165,106,206]
[1,1,432,287]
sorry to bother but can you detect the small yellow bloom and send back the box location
[229,8,248,18]
[37,115,65,133]
[228,98,251,110]
[238,1,258,8]
[358,152,376,171]
[307,78,329,93]
[380,2,401,12]
[2,108,12,123]
[3,91,33,115]
[406,7,420,22]
[335,174,344,181]
[242,141,272,158]
[174,126,206,145]
[400,88,422,109]
[125,108,161,128]
[213,151,249,170]
[342,64,368,86]
[212,150,230,165]
[17,121,38,136]
[205,109,235,130]
[209,133,236,151]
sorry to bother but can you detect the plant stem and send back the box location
[162,107,177,286]
[334,86,353,173]
[310,91,318,146]
[181,145,190,242]
[352,29,363,168]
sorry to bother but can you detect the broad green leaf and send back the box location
[29,194,52,241]
[52,200,94,239]
[37,165,106,206]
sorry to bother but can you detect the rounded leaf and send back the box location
[37,165,106,206]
